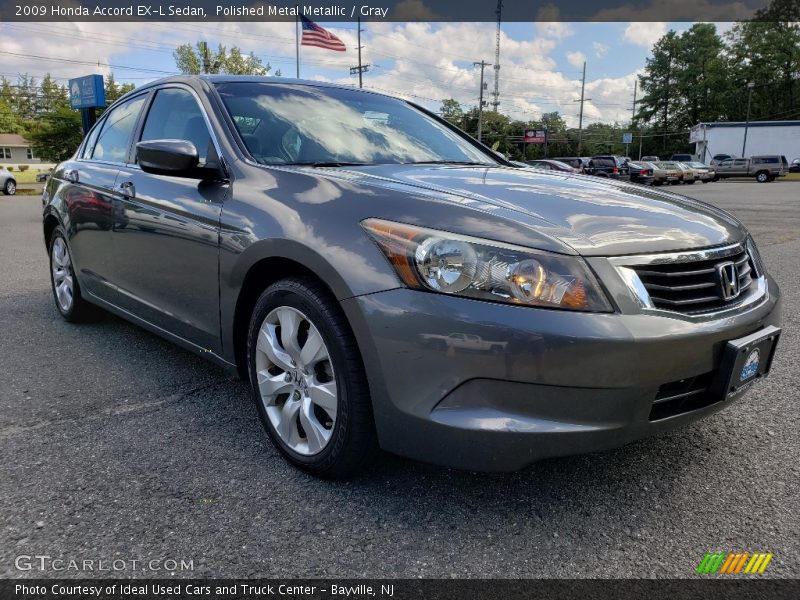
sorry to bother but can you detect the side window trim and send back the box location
[78,117,106,162]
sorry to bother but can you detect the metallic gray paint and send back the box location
[43,76,782,471]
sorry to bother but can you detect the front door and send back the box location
[112,87,227,354]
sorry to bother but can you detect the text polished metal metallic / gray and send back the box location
[42,75,781,475]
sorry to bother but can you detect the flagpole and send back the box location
[295,9,300,78]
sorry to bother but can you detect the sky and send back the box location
[0,20,731,126]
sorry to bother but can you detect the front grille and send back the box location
[631,246,755,314]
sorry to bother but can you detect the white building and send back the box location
[690,120,800,162]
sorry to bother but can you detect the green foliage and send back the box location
[18,165,29,171]
[174,42,273,76]
[636,1,800,153]
[440,98,464,126]
[28,107,82,163]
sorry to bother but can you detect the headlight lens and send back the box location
[362,219,613,312]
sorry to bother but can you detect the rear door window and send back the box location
[91,95,146,164]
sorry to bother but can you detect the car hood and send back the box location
[332,164,746,256]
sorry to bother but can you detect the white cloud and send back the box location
[592,42,609,58]
[566,51,586,70]
[0,20,653,127]
[622,22,668,48]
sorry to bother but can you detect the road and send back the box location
[1,182,798,579]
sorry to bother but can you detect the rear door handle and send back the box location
[64,169,79,183]
[115,181,135,199]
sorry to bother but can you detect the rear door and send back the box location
[112,85,228,354]
[57,94,148,302]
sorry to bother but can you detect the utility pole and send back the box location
[573,61,591,156]
[201,41,211,74]
[742,81,755,158]
[474,60,490,142]
[631,79,637,123]
[491,0,502,112]
[349,16,370,88]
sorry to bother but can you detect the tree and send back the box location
[104,74,136,105]
[440,98,464,126]
[174,42,274,76]
[0,97,22,133]
[28,107,82,162]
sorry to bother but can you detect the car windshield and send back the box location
[215,82,497,167]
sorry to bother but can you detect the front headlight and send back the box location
[362,219,613,312]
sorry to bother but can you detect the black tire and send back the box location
[755,171,769,183]
[48,227,102,322]
[3,179,16,195]
[247,277,377,478]
[685,180,695,185]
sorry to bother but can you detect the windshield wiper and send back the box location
[403,160,494,166]
[288,161,370,167]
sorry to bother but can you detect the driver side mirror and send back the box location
[137,139,223,180]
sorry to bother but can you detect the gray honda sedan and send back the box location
[43,76,781,477]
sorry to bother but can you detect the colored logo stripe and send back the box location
[697,552,773,574]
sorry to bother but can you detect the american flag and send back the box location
[301,16,347,52]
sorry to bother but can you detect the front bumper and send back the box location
[342,276,781,471]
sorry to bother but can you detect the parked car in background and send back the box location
[641,155,660,162]
[551,157,586,171]
[36,169,53,183]
[585,155,630,180]
[525,159,581,174]
[790,158,800,173]
[675,162,700,184]
[0,166,16,195]
[647,162,680,186]
[715,156,785,182]
[626,161,654,185]
[671,153,694,162]
[686,161,715,183]
[710,154,735,166]
[655,161,687,184]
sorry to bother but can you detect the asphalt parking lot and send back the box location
[1,181,798,579]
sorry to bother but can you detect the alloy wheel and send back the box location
[51,237,74,312]
[254,306,338,456]
[6,181,15,195]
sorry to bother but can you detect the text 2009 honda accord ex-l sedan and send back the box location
[42,76,781,477]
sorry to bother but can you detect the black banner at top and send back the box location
[1,0,789,22]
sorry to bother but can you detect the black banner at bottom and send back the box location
[2,579,799,600]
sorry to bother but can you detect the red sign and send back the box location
[524,128,547,144]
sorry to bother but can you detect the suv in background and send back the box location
[641,155,659,162]
[790,158,800,173]
[585,155,630,180]
[671,153,694,162]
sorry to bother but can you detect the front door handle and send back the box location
[115,181,135,199]
[64,169,79,184]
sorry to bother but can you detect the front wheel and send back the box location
[3,179,16,195]
[247,277,377,478]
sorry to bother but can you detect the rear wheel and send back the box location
[3,179,15,195]
[756,171,770,183]
[49,227,102,322]
[247,277,376,478]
